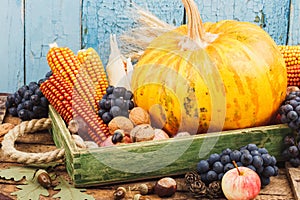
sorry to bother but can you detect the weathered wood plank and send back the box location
[286,162,300,200]
[195,0,290,45]
[0,0,24,93]
[82,0,184,66]
[24,0,81,84]
[288,0,300,45]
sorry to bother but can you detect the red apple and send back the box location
[221,166,261,200]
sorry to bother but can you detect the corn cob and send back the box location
[72,91,109,143]
[40,74,109,145]
[47,44,81,87]
[40,73,74,123]
[279,45,300,87]
[77,48,109,111]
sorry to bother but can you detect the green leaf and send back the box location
[0,167,36,182]
[11,180,49,200]
[53,177,95,200]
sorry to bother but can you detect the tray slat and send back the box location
[49,105,292,187]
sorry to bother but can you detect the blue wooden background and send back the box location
[0,0,299,93]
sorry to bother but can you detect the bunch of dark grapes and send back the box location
[98,86,135,124]
[278,90,300,131]
[5,71,52,121]
[282,135,300,167]
[196,144,278,187]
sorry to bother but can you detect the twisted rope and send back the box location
[1,118,65,164]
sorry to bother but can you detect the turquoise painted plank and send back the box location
[25,0,81,84]
[195,0,290,45]
[82,0,184,66]
[0,0,24,93]
[288,0,300,45]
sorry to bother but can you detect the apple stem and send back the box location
[232,160,241,176]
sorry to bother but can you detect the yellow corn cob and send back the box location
[77,48,109,111]
[47,44,81,87]
[278,45,300,87]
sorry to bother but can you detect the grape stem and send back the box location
[232,160,242,176]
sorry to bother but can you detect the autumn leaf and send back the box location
[0,166,36,182]
[53,177,95,200]
[11,180,49,200]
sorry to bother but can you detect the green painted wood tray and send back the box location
[49,105,292,187]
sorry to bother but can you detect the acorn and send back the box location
[138,183,154,195]
[33,169,52,189]
[113,186,126,200]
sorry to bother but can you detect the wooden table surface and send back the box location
[0,115,297,200]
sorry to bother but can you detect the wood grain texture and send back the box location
[286,162,300,200]
[82,0,184,66]
[288,0,300,45]
[195,0,290,45]
[24,0,81,84]
[0,0,24,93]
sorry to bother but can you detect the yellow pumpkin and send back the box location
[131,0,287,136]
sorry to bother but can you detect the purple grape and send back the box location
[106,85,115,95]
[241,153,253,166]
[197,160,210,174]
[288,146,299,158]
[230,150,241,161]
[208,153,220,165]
[252,155,263,169]
[212,161,224,174]
[284,136,295,146]
[206,170,218,182]
[110,106,122,117]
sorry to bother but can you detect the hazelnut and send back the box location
[154,177,177,197]
[108,116,134,135]
[153,129,169,140]
[138,183,154,195]
[130,124,155,142]
[129,107,150,125]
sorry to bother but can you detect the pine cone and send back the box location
[185,171,207,198]
[185,171,201,185]
[189,180,207,197]
[207,181,223,198]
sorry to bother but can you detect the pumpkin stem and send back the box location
[182,0,205,41]
[180,0,218,49]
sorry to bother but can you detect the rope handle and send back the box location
[1,118,65,164]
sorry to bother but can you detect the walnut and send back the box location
[108,116,134,135]
[129,107,150,126]
[130,124,155,142]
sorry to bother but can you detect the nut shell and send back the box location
[108,116,134,135]
[130,124,155,142]
[154,177,177,197]
[129,107,150,125]
[153,129,169,140]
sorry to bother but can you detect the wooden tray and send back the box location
[49,105,293,187]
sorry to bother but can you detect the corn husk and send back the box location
[120,5,175,59]
[106,34,132,90]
